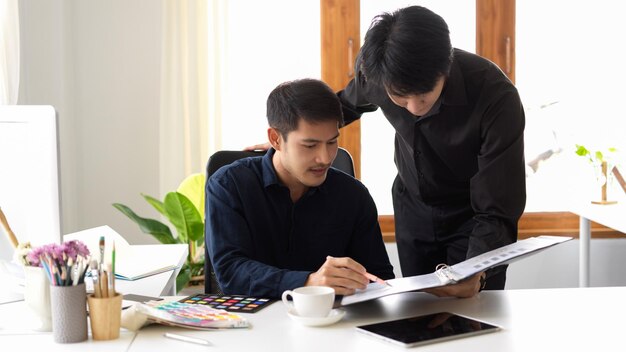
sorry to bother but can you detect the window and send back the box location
[517,0,626,210]
[218,0,321,150]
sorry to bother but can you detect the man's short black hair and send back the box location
[359,5,453,96]
[266,78,344,139]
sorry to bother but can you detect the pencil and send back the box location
[106,262,115,297]
[112,240,116,278]
[0,207,18,248]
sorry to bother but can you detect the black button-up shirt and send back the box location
[337,49,526,259]
[205,149,394,298]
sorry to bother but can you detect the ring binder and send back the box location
[434,264,462,284]
[341,235,573,306]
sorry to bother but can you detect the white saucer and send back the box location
[287,308,346,327]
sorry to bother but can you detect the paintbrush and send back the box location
[99,235,105,266]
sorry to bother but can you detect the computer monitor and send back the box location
[0,105,61,261]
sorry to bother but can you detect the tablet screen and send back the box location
[356,312,501,348]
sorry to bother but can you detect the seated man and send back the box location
[205,78,394,298]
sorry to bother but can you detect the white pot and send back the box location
[23,265,52,331]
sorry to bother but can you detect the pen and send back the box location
[364,272,392,287]
[164,332,212,346]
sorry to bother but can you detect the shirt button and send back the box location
[415,150,421,156]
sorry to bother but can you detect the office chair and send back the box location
[204,147,355,294]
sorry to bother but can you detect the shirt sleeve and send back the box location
[468,88,526,265]
[205,173,310,298]
[346,184,395,280]
[337,56,379,125]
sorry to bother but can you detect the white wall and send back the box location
[18,0,162,244]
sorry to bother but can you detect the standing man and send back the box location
[338,6,525,290]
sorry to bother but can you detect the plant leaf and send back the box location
[163,192,204,243]
[142,194,166,217]
[575,144,589,157]
[176,265,191,293]
[176,173,206,222]
[112,203,177,244]
[595,151,603,163]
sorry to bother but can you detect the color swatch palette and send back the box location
[179,294,274,313]
[139,300,249,329]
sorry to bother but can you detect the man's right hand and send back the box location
[305,256,370,296]
[243,142,271,151]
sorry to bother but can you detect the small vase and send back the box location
[23,265,52,332]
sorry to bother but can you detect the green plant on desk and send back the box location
[575,144,616,165]
[113,173,205,292]
[575,144,618,204]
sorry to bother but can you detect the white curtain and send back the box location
[206,0,226,158]
[160,0,225,196]
[0,0,20,105]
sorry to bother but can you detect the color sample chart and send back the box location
[179,294,274,313]
[140,300,248,329]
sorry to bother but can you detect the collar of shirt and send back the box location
[441,49,469,107]
[260,148,327,197]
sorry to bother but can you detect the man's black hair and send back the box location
[266,78,344,139]
[359,6,453,96]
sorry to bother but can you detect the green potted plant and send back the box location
[112,173,205,292]
[575,144,618,204]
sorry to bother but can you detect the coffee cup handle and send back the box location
[281,290,294,310]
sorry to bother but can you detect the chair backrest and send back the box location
[203,147,355,293]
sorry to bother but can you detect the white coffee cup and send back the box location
[281,286,335,318]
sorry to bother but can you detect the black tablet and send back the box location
[356,312,501,348]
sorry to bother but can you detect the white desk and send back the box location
[570,201,626,287]
[3,287,626,351]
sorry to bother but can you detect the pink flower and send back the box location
[25,241,90,267]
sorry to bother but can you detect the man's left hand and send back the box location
[422,272,485,298]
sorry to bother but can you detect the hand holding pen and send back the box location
[305,256,390,296]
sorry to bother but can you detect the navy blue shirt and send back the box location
[205,149,394,298]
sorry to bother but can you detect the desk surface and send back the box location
[2,287,625,351]
[570,200,626,234]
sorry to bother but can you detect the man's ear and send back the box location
[267,128,281,151]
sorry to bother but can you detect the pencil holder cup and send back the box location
[50,283,88,343]
[87,293,122,340]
